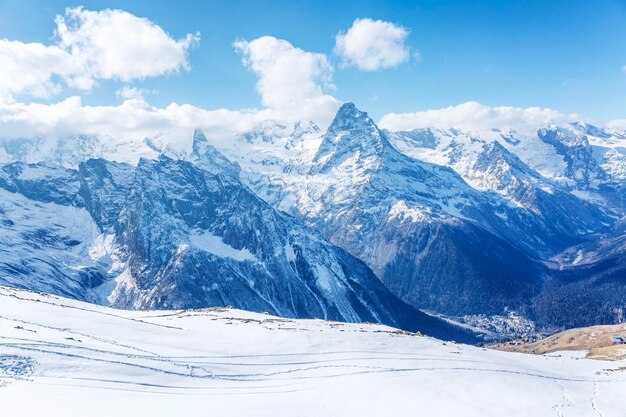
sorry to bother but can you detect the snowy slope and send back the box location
[0,188,105,300]
[0,286,625,417]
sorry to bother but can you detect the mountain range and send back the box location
[0,132,475,342]
[1,102,625,337]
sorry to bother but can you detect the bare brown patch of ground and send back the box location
[491,323,626,361]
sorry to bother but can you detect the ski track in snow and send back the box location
[0,287,625,417]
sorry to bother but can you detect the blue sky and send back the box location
[0,0,625,124]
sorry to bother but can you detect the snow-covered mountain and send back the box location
[212,103,619,327]
[279,103,547,316]
[0,146,474,342]
[0,134,158,168]
[1,102,625,335]
[386,122,626,212]
[0,163,106,302]
[1,286,625,417]
[208,103,626,330]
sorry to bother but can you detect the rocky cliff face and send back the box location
[0,163,104,302]
[0,150,475,342]
[270,104,548,316]
[224,103,624,328]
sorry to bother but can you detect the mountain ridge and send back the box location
[1,101,625,335]
[0,150,477,342]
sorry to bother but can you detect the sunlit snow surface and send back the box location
[0,287,625,417]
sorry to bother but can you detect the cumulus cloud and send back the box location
[55,7,199,86]
[0,7,199,98]
[234,36,339,125]
[0,9,350,157]
[379,101,582,133]
[0,41,72,99]
[335,18,411,71]
[0,29,343,153]
[0,96,272,152]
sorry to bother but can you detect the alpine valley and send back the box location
[1,102,626,342]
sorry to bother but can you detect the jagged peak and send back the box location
[484,140,508,154]
[191,129,212,155]
[335,101,358,116]
[474,140,546,184]
[329,102,376,130]
[191,128,210,157]
[193,128,208,144]
[189,129,241,179]
[313,103,392,172]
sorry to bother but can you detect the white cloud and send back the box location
[0,8,346,149]
[234,36,339,125]
[335,18,411,71]
[116,86,146,100]
[606,118,626,129]
[0,30,343,154]
[379,101,582,133]
[622,65,626,72]
[0,41,71,99]
[0,96,267,151]
[55,7,199,86]
[0,7,199,98]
